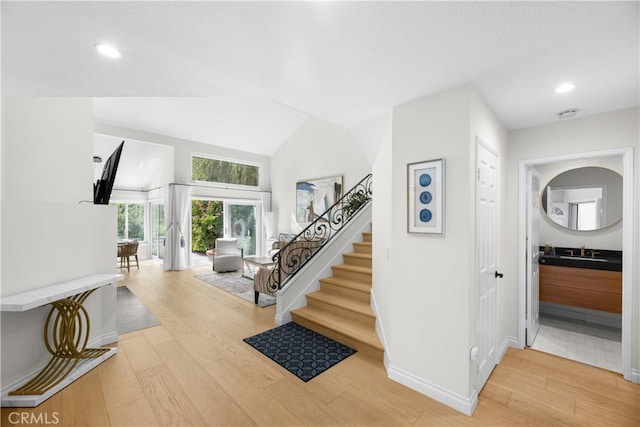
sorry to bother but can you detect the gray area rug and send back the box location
[195,271,276,307]
[116,286,160,335]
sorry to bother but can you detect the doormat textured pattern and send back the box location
[243,322,356,381]
[195,271,276,307]
[117,286,160,335]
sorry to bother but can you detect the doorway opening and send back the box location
[190,198,262,268]
[519,148,633,379]
[150,201,165,261]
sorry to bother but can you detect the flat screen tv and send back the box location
[94,141,124,205]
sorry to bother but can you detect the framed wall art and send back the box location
[296,175,343,222]
[407,158,445,234]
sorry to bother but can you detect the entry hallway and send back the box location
[2,261,638,426]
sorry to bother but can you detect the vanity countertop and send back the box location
[539,248,622,272]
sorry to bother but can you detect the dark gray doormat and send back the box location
[243,322,356,382]
[117,286,160,335]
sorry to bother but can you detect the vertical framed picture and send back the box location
[296,175,343,222]
[407,158,445,234]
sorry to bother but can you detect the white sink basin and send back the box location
[559,256,608,262]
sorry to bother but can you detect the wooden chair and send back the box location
[119,241,139,272]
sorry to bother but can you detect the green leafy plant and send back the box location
[191,200,223,252]
[344,191,370,218]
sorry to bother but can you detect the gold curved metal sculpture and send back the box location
[9,289,110,395]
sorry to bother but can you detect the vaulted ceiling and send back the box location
[3,1,639,157]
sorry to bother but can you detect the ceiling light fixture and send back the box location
[556,108,578,119]
[95,43,121,59]
[555,82,575,94]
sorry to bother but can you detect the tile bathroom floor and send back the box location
[530,314,622,373]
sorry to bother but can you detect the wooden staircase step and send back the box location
[343,252,372,268]
[362,232,372,243]
[332,264,371,283]
[319,277,371,302]
[291,306,384,361]
[353,241,372,254]
[306,291,375,326]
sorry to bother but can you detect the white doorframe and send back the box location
[517,147,635,381]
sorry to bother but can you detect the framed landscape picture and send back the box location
[407,158,445,234]
[296,175,343,222]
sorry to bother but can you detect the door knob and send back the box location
[495,271,504,278]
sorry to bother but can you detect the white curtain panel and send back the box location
[162,185,174,271]
[163,184,192,271]
[260,191,273,238]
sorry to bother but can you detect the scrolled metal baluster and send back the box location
[268,173,373,291]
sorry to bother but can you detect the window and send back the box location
[192,155,259,187]
[116,203,145,241]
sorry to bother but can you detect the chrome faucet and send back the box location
[586,250,601,258]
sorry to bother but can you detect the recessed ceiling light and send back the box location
[95,43,121,59]
[555,83,575,94]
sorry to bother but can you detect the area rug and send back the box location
[116,286,160,335]
[243,322,356,382]
[195,271,276,307]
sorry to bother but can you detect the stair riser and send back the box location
[332,267,371,283]
[362,232,372,243]
[292,315,384,362]
[320,281,370,302]
[306,297,375,327]
[343,254,372,268]
[352,243,372,255]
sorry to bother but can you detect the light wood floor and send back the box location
[3,261,638,426]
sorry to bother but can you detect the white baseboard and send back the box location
[388,365,477,415]
[370,288,390,370]
[101,331,119,346]
[274,312,290,325]
[498,336,520,362]
[630,368,640,384]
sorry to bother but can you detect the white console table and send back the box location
[1,274,123,407]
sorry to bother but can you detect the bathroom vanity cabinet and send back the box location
[539,264,622,313]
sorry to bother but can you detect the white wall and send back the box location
[376,85,507,413]
[506,107,640,376]
[270,118,372,236]
[371,114,393,365]
[535,158,623,250]
[1,98,117,389]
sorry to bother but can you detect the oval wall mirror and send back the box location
[541,166,623,231]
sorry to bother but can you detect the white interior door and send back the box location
[476,141,500,391]
[526,168,540,346]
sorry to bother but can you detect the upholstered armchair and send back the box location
[212,238,243,272]
[253,239,322,304]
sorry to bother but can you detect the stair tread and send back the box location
[320,276,371,293]
[292,306,383,350]
[332,264,372,274]
[307,291,374,317]
[344,252,372,259]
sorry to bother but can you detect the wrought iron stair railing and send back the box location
[264,174,372,294]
